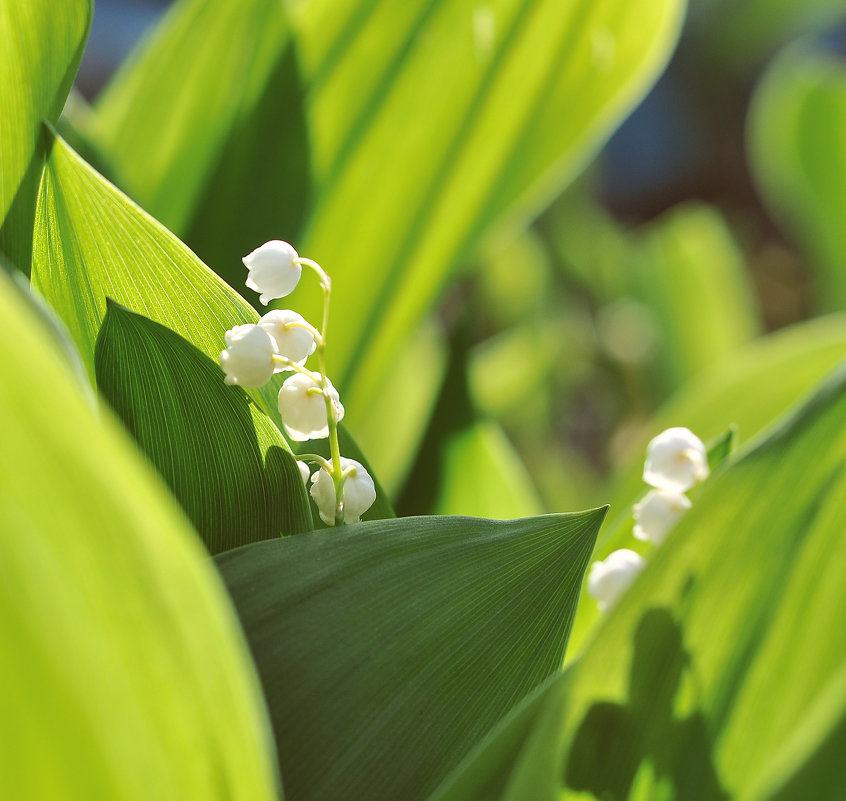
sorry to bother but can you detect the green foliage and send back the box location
[86,0,685,427]
[749,45,846,310]
[431,357,846,800]
[216,508,607,801]
[96,303,312,552]
[0,0,90,271]
[637,202,761,391]
[0,267,278,800]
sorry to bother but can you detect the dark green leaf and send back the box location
[96,302,312,552]
[216,507,608,801]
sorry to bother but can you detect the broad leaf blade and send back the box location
[96,303,312,552]
[0,262,277,799]
[432,357,846,800]
[216,507,607,801]
[0,0,90,271]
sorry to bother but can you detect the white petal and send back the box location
[587,549,645,612]
[633,489,691,546]
[259,309,316,366]
[643,427,709,492]
[243,240,302,302]
[219,324,275,387]
[297,460,311,485]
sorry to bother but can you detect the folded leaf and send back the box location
[0,0,90,271]
[0,263,278,800]
[96,302,312,552]
[216,507,607,801]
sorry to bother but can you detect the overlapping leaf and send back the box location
[0,0,90,271]
[0,267,278,800]
[30,133,390,525]
[87,0,684,427]
[96,303,312,552]
[431,357,846,800]
[216,507,607,801]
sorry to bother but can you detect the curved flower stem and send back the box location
[298,453,333,473]
[283,318,324,346]
[302,258,345,525]
[271,355,317,378]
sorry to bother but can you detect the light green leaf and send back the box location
[88,0,684,422]
[215,507,608,801]
[434,420,543,518]
[95,302,312,552]
[344,317,448,499]
[298,0,686,410]
[0,261,278,799]
[431,356,846,800]
[608,313,846,521]
[748,45,846,311]
[636,202,761,390]
[31,133,390,522]
[0,0,91,271]
[89,0,292,239]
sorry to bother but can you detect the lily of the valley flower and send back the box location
[633,489,691,546]
[297,460,311,485]
[643,426,709,493]
[259,309,317,367]
[243,240,301,305]
[587,549,646,613]
[310,458,376,526]
[277,371,344,441]
[219,324,275,387]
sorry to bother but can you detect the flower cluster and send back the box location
[587,427,709,612]
[220,240,375,526]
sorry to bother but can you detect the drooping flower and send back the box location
[219,324,275,387]
[310,458,376,526]
[243,240,301,305]
[297,460,311,485]
[587,549,646,613]
[643,426,709,493]
[259,309,316,367]
[277,371,344,441]
[633,489,691,546]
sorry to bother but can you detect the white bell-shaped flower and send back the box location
[259,309,316,367]
[277,371,344,441]
[219,324,275,387]
[643,426,709,493]
[243,240,302,305]
[310,458,376,525]
[633,489,691,546]
[587,549,646,613]
[297,460,311,485]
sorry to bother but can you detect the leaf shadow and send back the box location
[565,606,729,801]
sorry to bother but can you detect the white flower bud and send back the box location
[259,309,316,367]
[643,426,709,493]
[243,240,301,305]
[277,371,344,441]
[587,549,645,613]
[633,489,691,546]
[297,460,311,485]
[219,324,275,387]
[310,458,376,526]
